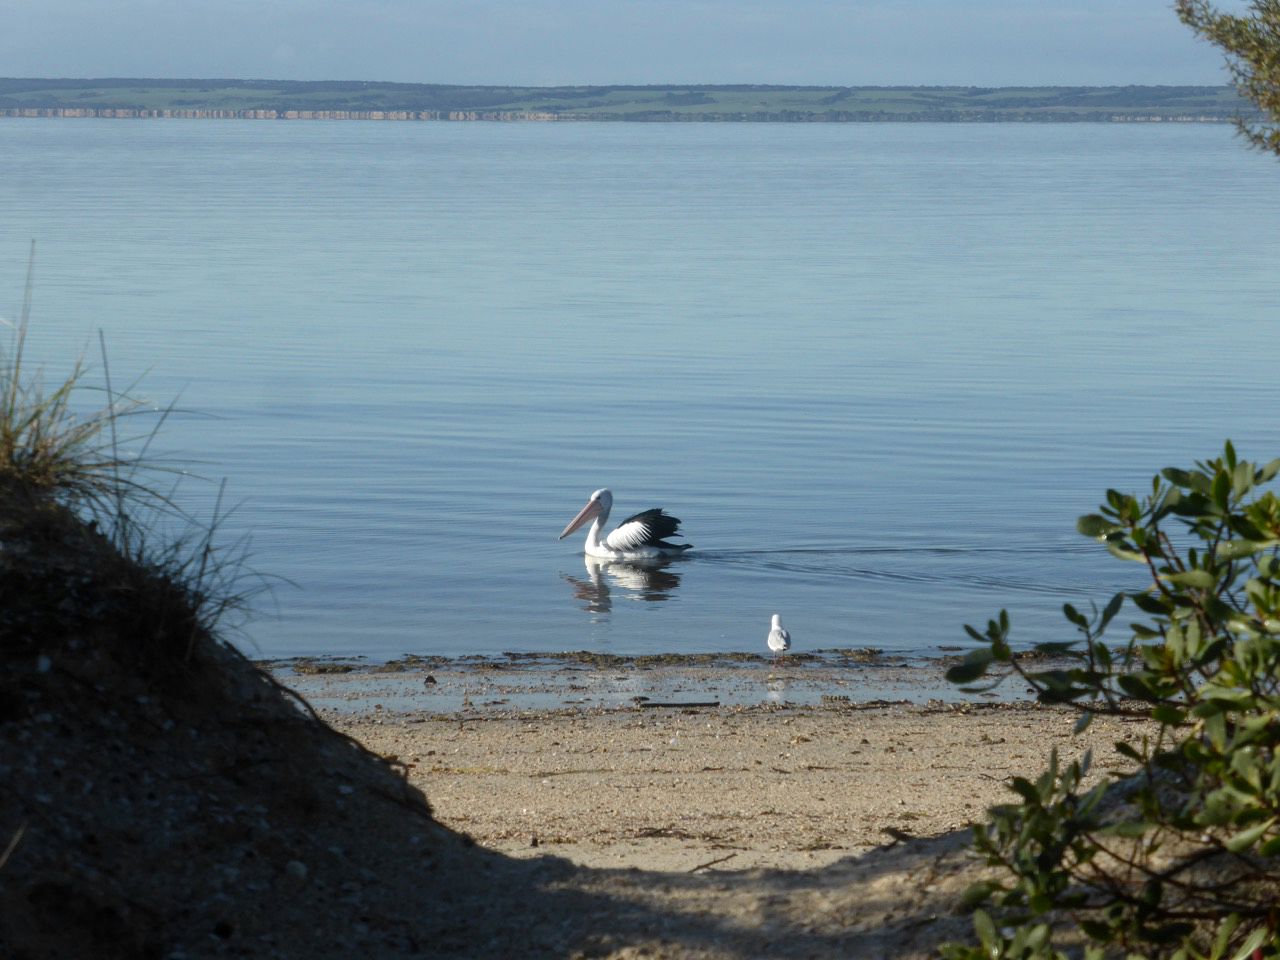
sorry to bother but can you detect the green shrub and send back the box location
[944,442,1280,960]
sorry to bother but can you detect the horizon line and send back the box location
[0,77,1236,91]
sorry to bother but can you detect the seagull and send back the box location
[767,614,791,666]
[557,488,693,560]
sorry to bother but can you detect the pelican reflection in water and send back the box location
[563,555,684,614]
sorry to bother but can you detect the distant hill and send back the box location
[0,78,1255,122]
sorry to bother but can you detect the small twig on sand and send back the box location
[689,852,737,873]
[0,823,27,872]
[639,701,720,709]
[453,686,472,735]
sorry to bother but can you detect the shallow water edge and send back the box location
[262,649,1041,715]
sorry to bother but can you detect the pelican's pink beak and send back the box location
[558,497,602,540]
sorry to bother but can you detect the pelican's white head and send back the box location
[558,488,614,540]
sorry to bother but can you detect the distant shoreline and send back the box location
[1,107,1236,123]
[0,79,1254,123]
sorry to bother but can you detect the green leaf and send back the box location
[1009,776,1040,803]
[1106,541,1145,562]
[1077,513,1121,538]
[1028,892,1055,914]
[1212,469,1231,511]
[1171,491,1213,517]
[946,648,994,685]
[1232,459,1254,498]
[1099,593,1124,631]
[1211,915,1242,959]
[1161,466,1197,488]
[1033,670,1090,703]
[1229,928,1270,960]
[1021,925,1049,952]
[1131,592,1171,615]
[1215,539,1275,561]
[1258,835,1280,856]
[957,881,998,911]
[1152,485,1183,522]
[945,663,986,685]
[972,909,998,949]
[1152,705,1186,726]
[1257,457,1280,484]
[1224,817,1275,853]
[1079,919,1112,941]
[1163,569,1216,590]
[1199,685,1255,707]
[1117,674,1154,699]
[1229,514,1269,542]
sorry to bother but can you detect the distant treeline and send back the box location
[0,78,1257,122]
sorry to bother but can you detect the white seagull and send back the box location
[558,488,693,560]
[767,614,791,666]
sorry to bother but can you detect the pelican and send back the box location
[767,614,791,666]
[557,488,693,560]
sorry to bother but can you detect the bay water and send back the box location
[3,119,1278,661]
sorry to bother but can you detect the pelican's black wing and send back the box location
[604,508,692,552]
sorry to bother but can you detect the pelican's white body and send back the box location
[767,614,791,661]
[558,488,692,560]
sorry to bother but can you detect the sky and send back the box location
[0,0,1242,87]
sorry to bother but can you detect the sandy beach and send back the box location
[235,656,1151,957]
[281,655,1148,872]
[8,634,1155,959]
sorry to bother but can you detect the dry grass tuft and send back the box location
[0,244,261,671]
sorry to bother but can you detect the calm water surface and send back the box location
[3,119,1278,660]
